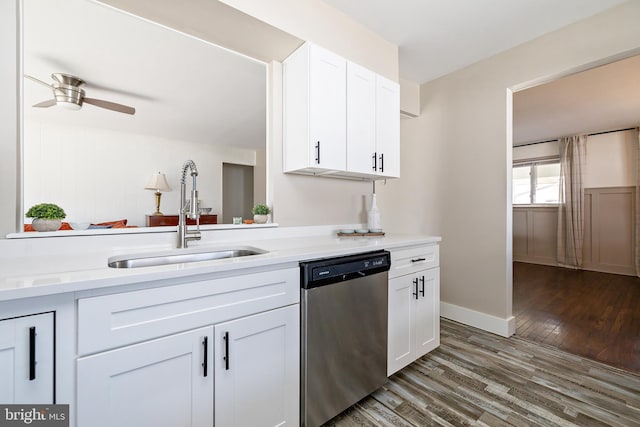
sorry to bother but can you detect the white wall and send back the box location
[584,129,636,188]
[380,1,640,329]
[400,79,421,117]
[24,121,256,227]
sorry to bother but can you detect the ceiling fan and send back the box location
[25,73,136,115]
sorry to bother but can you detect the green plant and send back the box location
[25,203,66,220]
[251,204,271,215]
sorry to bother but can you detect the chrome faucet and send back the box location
[177,160,201,248]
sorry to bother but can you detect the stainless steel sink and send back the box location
[108,247,266,268]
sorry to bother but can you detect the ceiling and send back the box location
[513,55,640,145]
[23,0,267,150]
[323,0,636,144]
[323,0,627,84]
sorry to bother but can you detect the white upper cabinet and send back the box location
[283,43,346,174]
[346,62,376,175]
[346,65,400,178]
[284,42,400,180]
[375,75,400,178]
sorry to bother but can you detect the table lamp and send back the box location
[144,172,171,215]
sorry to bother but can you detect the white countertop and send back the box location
[0,225,440,301]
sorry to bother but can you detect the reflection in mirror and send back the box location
[22,0,267,231]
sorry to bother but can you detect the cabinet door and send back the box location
[375,75,400,178]
[215,305,299,427]
[346,62,376,175]
[0,313,54,404]
[387,276,415,376]
[414,268,440,359]
[309,45,346,171]
[77,327,213,427]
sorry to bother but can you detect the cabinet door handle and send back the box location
[419,276,425,297]
[411,258,426,263]
[315,141,320,164]
[202,336,208,377]
[29,326,36,381]
[372,152,377,171]
[223,331,230,371]
[412,278,419,300]
[379,153,384,173]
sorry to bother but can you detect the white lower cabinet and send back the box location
[77,305,299,427]
[77,327,213,427]
[0,312,54,404]
[76,267,300,427]
[388,245,440,375]
[214,304,299,427]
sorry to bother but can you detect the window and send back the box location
[512,160,560,205]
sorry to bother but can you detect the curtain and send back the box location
[557,135,586,268]
[635,129,640,277]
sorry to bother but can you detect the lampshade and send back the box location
[144,172,171,192]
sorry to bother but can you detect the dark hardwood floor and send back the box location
[513,261,640,373]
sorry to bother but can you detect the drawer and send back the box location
[389,244,439,279]
[78,267,299,355]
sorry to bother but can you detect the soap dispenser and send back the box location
[367,181,382,231]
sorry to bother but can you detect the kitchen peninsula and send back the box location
[0,225,440,426]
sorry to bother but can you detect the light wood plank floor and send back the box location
[324,319,640,426]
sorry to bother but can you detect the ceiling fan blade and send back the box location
[83,97,135,115]
[24,74,54,89]
[33,99,57,108]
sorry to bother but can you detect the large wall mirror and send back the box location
[22,0,270,231]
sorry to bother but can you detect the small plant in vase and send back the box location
[26,203,66,232]
[251,204,271,224]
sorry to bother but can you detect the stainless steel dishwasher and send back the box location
[300,250,391,427]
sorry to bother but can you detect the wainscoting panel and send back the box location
[583,187,635,275]
[512,206,557,266]
[513,186,635,276]
[513,209,528,258]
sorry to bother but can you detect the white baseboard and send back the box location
[441,302,515,337]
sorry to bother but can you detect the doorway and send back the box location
[511,55,640,373]
[222,163,254,224]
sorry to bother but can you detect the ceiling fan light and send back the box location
[58,101,82,110]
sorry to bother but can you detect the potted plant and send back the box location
[251,204,271,224]
[26,203,66,232]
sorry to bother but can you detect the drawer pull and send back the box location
[29,327,36,381]
[411,258,426,263]
[202,336,208,377]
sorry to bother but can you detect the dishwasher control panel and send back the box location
[300,250,390,289]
